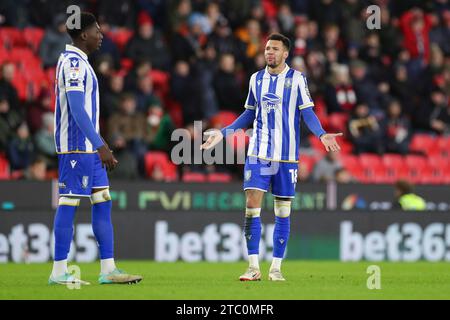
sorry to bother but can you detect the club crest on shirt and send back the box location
[82,176,89,189]
[284,78,292,88]
[261,92,281,114]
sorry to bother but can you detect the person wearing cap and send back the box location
[125,11,170,70]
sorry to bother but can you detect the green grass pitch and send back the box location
[1,261,449,300]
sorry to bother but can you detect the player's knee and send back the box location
[90,188,111,204]
[274,199,291,217]
[246,191,263,208]
[58,196,80,207]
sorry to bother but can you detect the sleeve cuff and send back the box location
[298,102,314,110]
[245,105,256,110]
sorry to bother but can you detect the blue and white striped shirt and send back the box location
[54,44,100,153]
[246,64,314,162]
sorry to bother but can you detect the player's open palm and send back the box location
[320,133,343,152]
[200,129,224,150]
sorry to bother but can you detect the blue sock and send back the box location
[244,216,261,255]
[92,200,114,259]
[54,204,77,261]
[273,216,290,258]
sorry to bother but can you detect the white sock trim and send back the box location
[91,189,111,204]
[100,258,116,274]
[274,200,291,217]
[248,254,260,269]
[245,208,261,218]
[51,259,68,278]
[270,257,282,271]
[58,197,80,206]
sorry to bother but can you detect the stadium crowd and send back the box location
[0,0,449,183]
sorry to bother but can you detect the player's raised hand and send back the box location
[320,133,343,152]
[200,129,224,150]
[98,144,118,171]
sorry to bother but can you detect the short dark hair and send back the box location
[66,12,97,40]
[395,180,413,195]
[267,33,291,51]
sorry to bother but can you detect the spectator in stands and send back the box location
[7,122,34,170]
[26,88,53,134]
[90,19,121,69]
[430,90,450,135]
[392,180,426,211]
[292,18,309,57]
[0,62,19,111]
[348,103,384,154]
[34,112,56,169]
[309,0,343,32]
[430,9,450,56]
[298,162,312,183]
[102,72,125,120]
[324,64,357,113]
[207,17,245,62]
[213,53,243,113]
[170,60,204,125]
[312,152,342,182]
[135,74,162,113]
[383,100,411,154]
[415,88,447,133]
[0,95,22,152]
[39,13,71,68]
[25,156,47,181]
[172,12,209,62]
[98,0,136,29]
[168,0,192,34]
[145,105,175,153]
[335,167,355,184]
[399,7,434,65]
[378,6,403,59]
[125,12,170,71]
[125,59,152,92]
[107,93,147,175]
[390,63,414,115]
[350,59,383,112]
[235,18,264,61]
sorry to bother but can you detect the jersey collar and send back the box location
[65,44,88,60]
[264,64,290,78]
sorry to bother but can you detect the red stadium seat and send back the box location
[435,136,450,158]
[338,138,353,154]
[308,135,326,155]
[0,155,10,180]
[150,70,170,97]
[207,173,232,183]
[340,154,359,170]
[382,154,403,168]
[359,153,383,168]
[0,48,10,64]
[327,112,348,136]
[405,155,428,172]
[210,111,238,128]
[144,151,178,181]
[300,154,317,173]
[23,27,45,52]
[428,156,450,171]
[409,134,436,155]
[108,29,133,52]
[0,27,25,49]
[182,172,207,182]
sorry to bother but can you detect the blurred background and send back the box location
[0,0,449,183]
[0,0,449,264]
